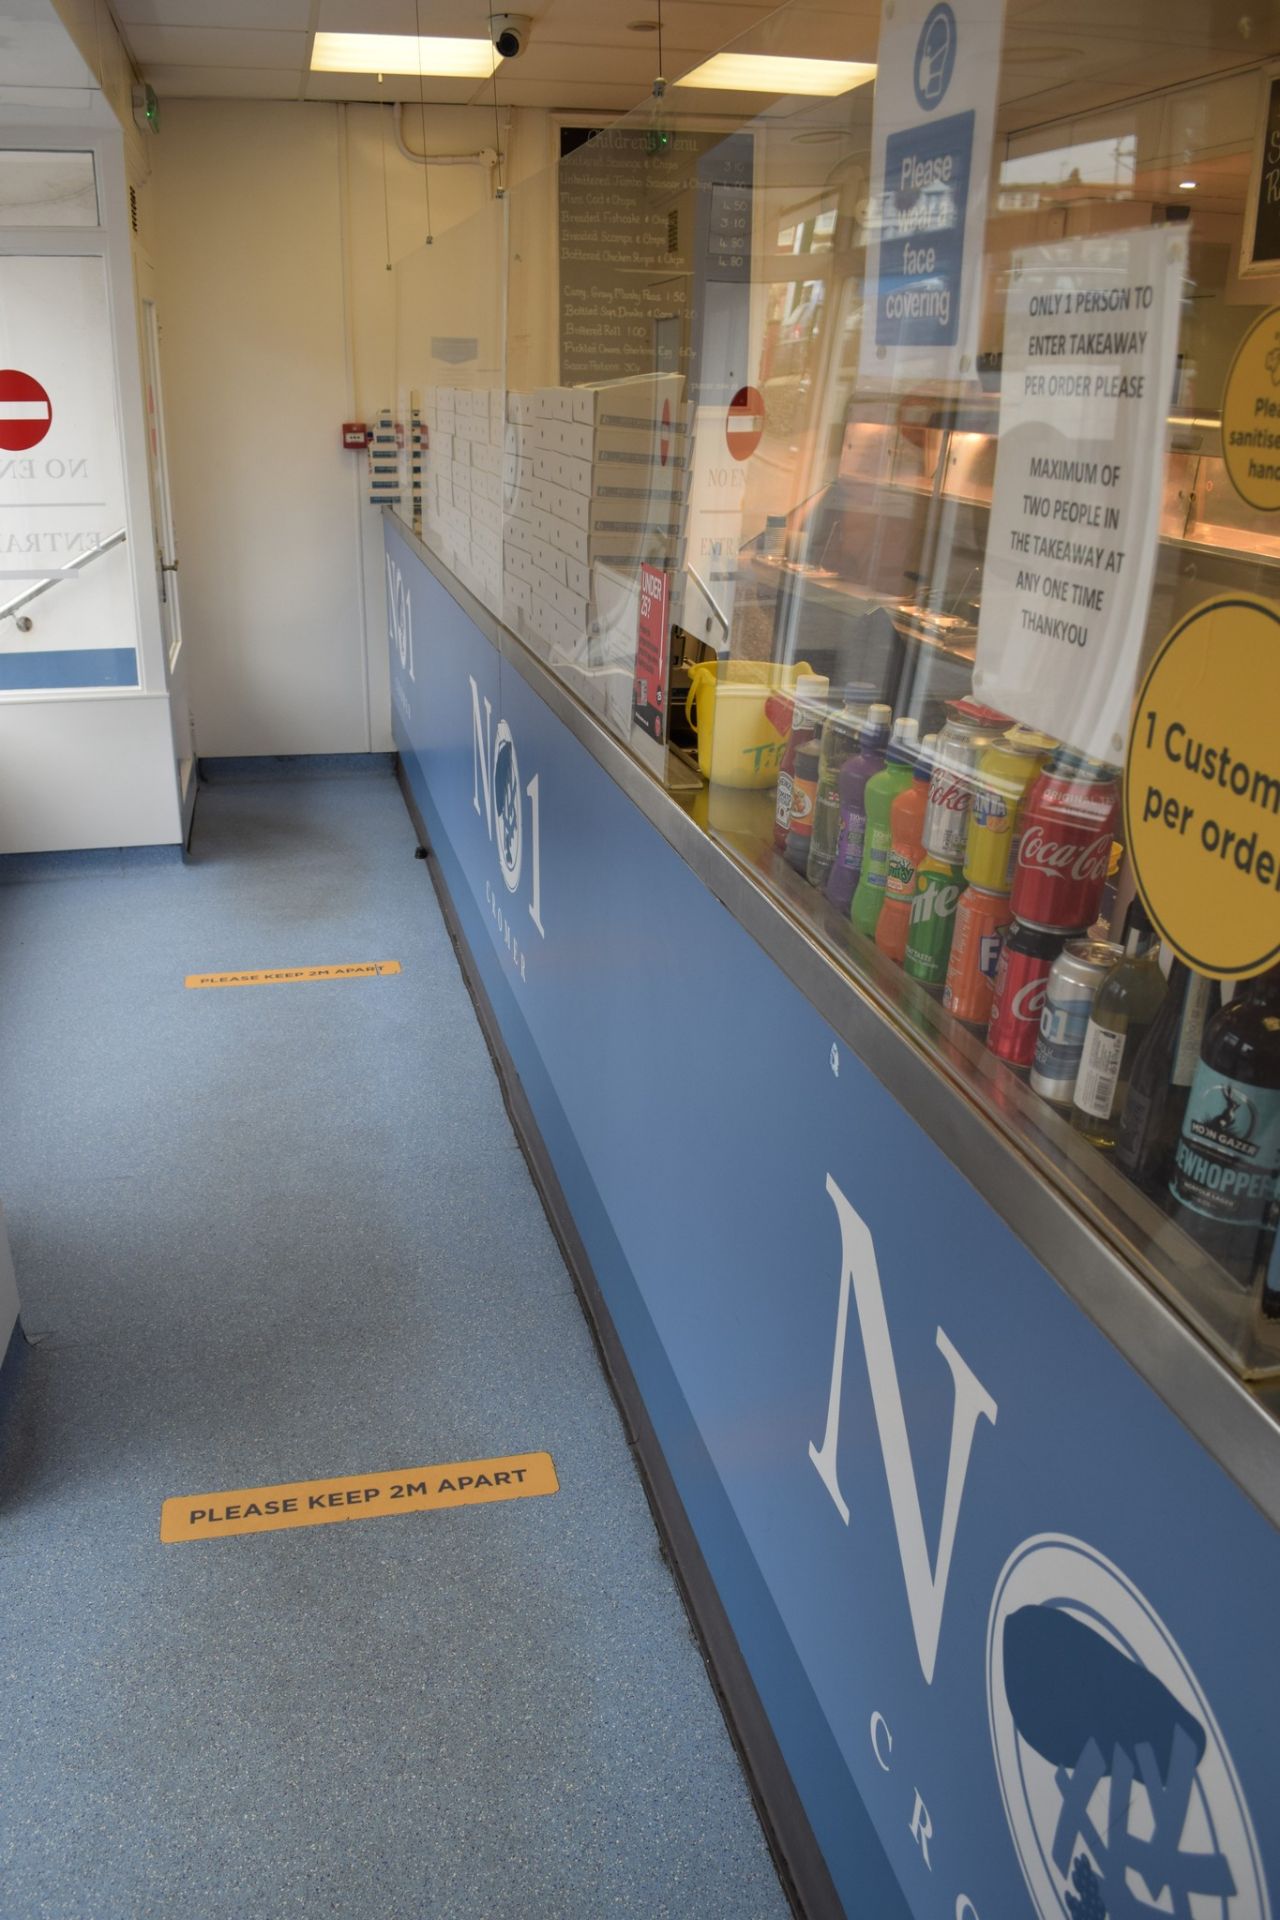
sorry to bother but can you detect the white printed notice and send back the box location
[973,226,1187,765]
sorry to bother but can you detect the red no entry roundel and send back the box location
[726,385,765,462]
[0,369,52,453]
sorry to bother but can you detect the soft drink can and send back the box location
[923,701,1010,864]
[1010,754,1121,931]
[943,886,1014,1024]
[986,920,1070,1068]
[903,856,964,987]
[1030,937,1122,1104]
[964,733,1053,892]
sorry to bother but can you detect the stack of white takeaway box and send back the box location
[421,375,686,666]
[421,385,508,609]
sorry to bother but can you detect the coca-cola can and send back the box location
[1010,755,1120,932]
[923,701,1010,864]
[986,920,1072,1068]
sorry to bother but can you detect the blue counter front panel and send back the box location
[386,520,1278,1920]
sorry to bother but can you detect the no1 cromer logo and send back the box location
[988,1536,1269,1920]
[470,675,546,946]
[809,1176,1267,1920]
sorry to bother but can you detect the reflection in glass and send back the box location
[387,0,1280,1378]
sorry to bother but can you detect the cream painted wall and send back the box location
[153,99,552,758]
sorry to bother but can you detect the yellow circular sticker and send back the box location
[1125,594,1280,980]
[1222,305,1280,510]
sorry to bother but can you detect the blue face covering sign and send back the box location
[387,516,1280,1920]
[862,0,1005,379]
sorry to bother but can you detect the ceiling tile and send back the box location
[142,63,304,97]
[487,40,704,83]
[696,2,879,60]
[316,0,509,33]
[305,70,484,103]
[126,24,309,67]
[468,76,651,109]
[537,0,771,48]
[0,12,97,88]
[117,0,313,26]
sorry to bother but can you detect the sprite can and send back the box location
[904,855,964,987]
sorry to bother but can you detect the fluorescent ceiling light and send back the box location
[311,31,498,79]
[674,53,876,96]
[1179,179,1197,190]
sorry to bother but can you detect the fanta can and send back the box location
[943,885,1014,1023]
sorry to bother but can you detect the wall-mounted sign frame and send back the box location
[1240,62,1280,277]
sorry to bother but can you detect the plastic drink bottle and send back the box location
[784,739,823,873]
[806,685,877,891]
[772,674,830,851]
[825,703,892,913]
[876,736,933,965]
[851,720,919,938]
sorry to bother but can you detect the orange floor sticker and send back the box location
[185,961,401,989]
[161,1452,558,1542]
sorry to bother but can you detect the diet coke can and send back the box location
[986,920,1071,1068]
[1010,752,1120,932]
[923,700,1010,865]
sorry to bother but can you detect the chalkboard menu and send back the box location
[1243,67,1280,274]
[557,127,727,385]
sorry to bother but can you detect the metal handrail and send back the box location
[0,529,128,624]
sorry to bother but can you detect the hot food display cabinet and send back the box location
[710,388,1280,1382]
[384,5,1280,1916]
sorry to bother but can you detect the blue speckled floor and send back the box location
[0,768,786,1920]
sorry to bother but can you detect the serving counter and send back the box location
[386,510,1280,1920]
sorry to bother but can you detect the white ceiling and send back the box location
[0,0,97,90]
[51,0,1275,128]
[113,0,783,112]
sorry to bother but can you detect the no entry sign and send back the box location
[0,369,52,453]
[726,385,765,461]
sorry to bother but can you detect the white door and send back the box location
[135,263,195,832]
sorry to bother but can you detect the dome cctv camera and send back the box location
[490,12,531,57]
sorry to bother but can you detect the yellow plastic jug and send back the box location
[684,659,813,790]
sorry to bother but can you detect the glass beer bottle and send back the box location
[1169,961,1280,1289]
[1071,897,1167,1153]
[1115,958,1220,1200]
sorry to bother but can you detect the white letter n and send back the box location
[469,676,493,836]
[809,1172,997,1684]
